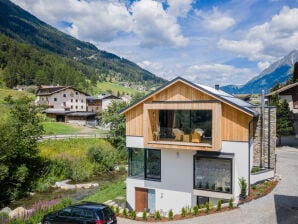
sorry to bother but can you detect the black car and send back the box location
[42,202,117,224]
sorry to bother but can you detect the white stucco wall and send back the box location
[126,136,144,148]
[126,140,250,213]
[127,149,195,214]
[221,141,249,202]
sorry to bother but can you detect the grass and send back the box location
[38,138,115,159]
[83,176,126,203]
[0,88,34,120]
[42,122,81,135]
[95,81,139,96]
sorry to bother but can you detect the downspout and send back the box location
[268,107,271,168]
[261,90,265,168]
[248,118,254,195]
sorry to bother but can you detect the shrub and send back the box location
[87,146,103,163]
[115,206,120,215]
[142,210,147,221]
[130,210,136,220]
[239,177,247,198]
[192,205,199,216]
[205,202,210,213]
[122,208,128,217]
[168,209,173,220]
[229,198,234,208]
[217,199,222,211]
[68,158,94,181]
[181,207,187,217]
[154,210,161,220]
[252,185,257,190]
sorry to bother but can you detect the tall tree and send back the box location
[0,96,44,206]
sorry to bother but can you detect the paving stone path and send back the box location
[118,146,298,224]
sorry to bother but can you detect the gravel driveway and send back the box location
[118,146,298,224]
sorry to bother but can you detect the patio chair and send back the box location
[191,128,204,143]
[172,128,184,141]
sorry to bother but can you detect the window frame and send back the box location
[193,153,233,194]
[128,148,161,181]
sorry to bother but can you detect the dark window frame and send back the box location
[128,148,161,181]
[193,153,233,194]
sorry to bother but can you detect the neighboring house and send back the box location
[36,85,96,125]
[266,82,298,137]
[120,77,276,214]
[86,93,121,112]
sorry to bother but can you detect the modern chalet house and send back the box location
[120,77,276,214]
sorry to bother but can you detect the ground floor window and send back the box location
[194,156,232,193]
[129,148,161,181]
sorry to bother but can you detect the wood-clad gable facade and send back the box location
[122,78,254,151]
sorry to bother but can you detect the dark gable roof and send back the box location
[36,86,90,96]
[120,76,258,117]
[266,82,298,97]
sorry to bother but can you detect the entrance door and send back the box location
[135,188,148,212]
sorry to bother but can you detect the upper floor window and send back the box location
[75,92,78,95]
[128,148,161,181]
[71,99,73,103]
[63,94,66,97]
[81,106,83,109]
[54,98,57,102]
[159,110,212,144]
[76,99,78,103]
[81,99,84,103]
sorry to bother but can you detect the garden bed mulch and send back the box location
[239,180,278,204]
[118,180,279,222]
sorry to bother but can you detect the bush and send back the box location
[122,208,128,217]
[154,210,161,220]
[0,212,9,224]
[239,177,247,198]
[68,158,94,181]
[87,146,103,163]
[181,207,187,217]
[205,202,210,213]
[229,198,234,208]
[142,210,147,221]
[217,200,222,211]
[130,210,136,220]
[193,205,199,216]
[115,206,120,215]
[168,209,173,220]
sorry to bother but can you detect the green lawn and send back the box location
[0,88,34,120]
[95,81,139,96]
[83,176,126,203]
[42,122,81,135]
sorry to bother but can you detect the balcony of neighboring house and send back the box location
[143,101,222,151]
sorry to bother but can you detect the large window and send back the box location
[129,148,161,181]
[159,110,212,144]
[194,157,232,193]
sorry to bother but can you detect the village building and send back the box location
[120,77,276,214]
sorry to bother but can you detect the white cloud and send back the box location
[11,0,132,42]
[138,60,163,71]
[218,6,298,62]
[167,0,193,17]
[187,63,254,85]
[195,8,236,32]
[130,0,188,47]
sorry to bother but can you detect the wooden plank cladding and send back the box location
[222,104,251,141]
[152,82,214,101]
[125,104,144,136]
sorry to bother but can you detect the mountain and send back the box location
[221,50,298,94]
[0,0,165,88]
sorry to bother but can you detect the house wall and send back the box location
[280,95,298,113]
[126,148,195,214]
[48,89,86,111]
[126,138,249,214]
[125,81,252,143]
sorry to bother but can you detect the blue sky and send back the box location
[11,0,298,86]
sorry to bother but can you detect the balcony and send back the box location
[143,102,222,151]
